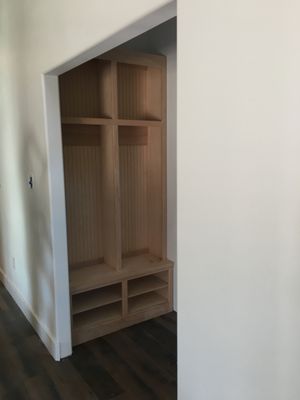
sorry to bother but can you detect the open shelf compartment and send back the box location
[128,290,168,315]
[59,59,113,119]
[117,62,162,121]
[72,283,122,315]
[70,253,172,295]
[73,301,122,330]
[119,126,164,261]
[63,123,121,273]
[128,270,168,298]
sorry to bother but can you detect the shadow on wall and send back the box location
[19,127,56,339]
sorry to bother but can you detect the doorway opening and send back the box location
[43,5,176,375]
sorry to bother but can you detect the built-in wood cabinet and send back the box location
[59,49,173,346]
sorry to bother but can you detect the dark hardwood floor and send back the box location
[0,282,177,400]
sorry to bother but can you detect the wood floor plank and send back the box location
[86,339,157,400]
[104,331,177,400]
[42,358,99,400]
[23,376,62,400]
[123,323,177,379]
[0,292,8,311]
[70,345,124,399]
[0,282,177,400]
[155,314,177,335]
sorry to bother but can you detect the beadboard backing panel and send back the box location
[117,63,147,120]
[63,141,103,267]
[119,141,148,255]
[146,67,163,121]
[117,63,163,121]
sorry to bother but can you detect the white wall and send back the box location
[178,1,300,399]
[4,0,300,397]
[119,18,177,310]
[0,0,175,359]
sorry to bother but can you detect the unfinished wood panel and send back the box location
[72,284,122,315]
[63,135,103,267]
[122,280,128,318]
[98,60,113,118]
[146,67,163,120]
[70,254,172,295]
[160,57,167,260]
[62,117,114,126]
[168,268,174,306]
[61,117,162,127]
[101,126,122,270]
[100,48,165,68]
[117,119,161,127]
[72,302,171,346]
[60,50,173,346]
[147,127,164,258]
[128,292,167,315]
[117,63,147,120]
[111,61,118,119]
[63,125,148,147]
[128,275,168,298]
[73,302,122,329]
[119,142,148,255]
[59,59,112,118]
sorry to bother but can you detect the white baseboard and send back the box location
[0,267,60,361]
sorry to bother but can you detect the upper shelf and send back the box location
[61,117,162,127]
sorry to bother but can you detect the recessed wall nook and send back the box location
[59,49,174,345]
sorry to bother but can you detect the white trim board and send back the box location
[0,267,60,361]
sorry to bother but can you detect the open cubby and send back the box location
[128,291,168,315]
[62,124,120,271]
[59,59,113,119]
[72,283,122,315]
[73,301,122,329]
[119,125,164,260]
[59,49,173,346]
[128,273,168,298]
[119,126,149,256]
[117,62,162,121]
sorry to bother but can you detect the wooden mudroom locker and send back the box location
[59,48,174,346]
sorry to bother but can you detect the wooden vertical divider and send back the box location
[160,58,167,260]
[146,57,167,260]
[111,61,119,120]
[97,60,113,118]
[147,127,163,258]
[100,60,122,270]
[122,280,128,317]
[101,125,122,270]
[168,268,173,308]
[146,66,162,120]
